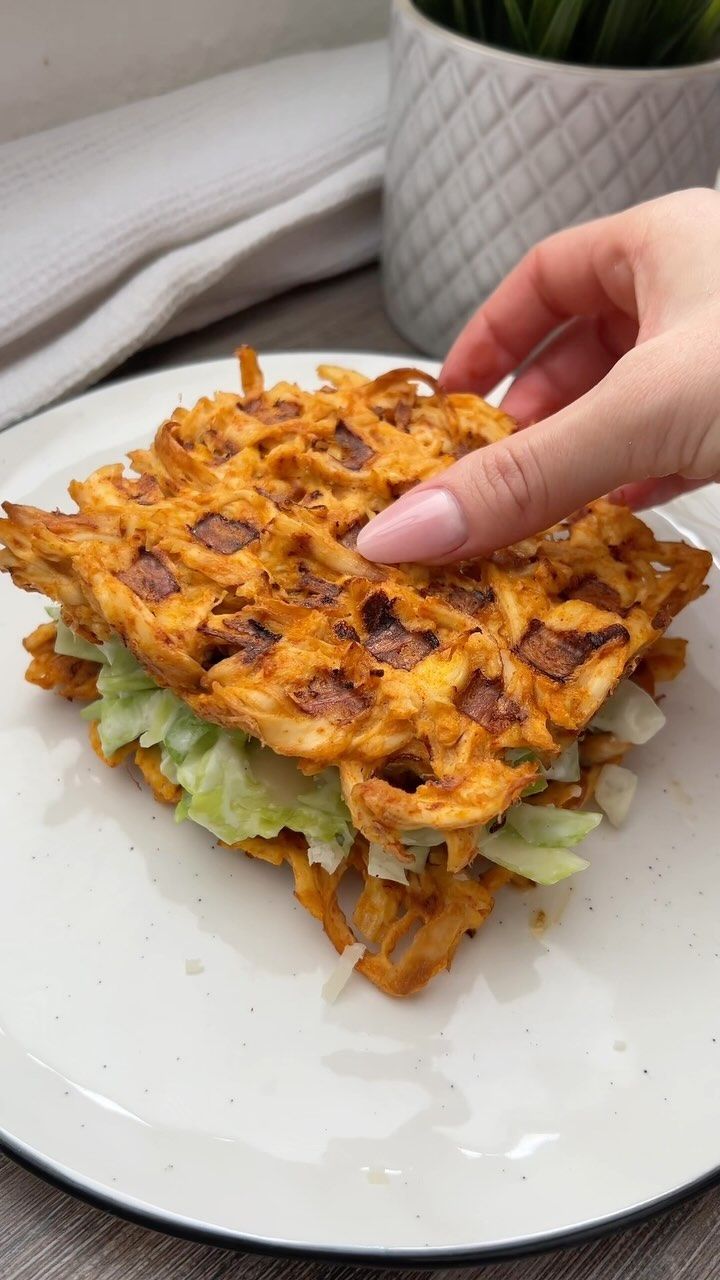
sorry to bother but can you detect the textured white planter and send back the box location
[383,0,720,357]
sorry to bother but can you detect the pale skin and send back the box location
[357,188,720,565]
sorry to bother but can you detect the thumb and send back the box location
[356,346,680,562]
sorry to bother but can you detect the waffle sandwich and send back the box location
[0,349,711,996]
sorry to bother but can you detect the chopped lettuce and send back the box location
[504,746,547,796]
[595,764,638,827]
[174,733,354,848]
[80,700,103,722]
[138,689,192,751]
[99,689,170,757]
[293,769,355,852]
[478,827,590,885]
[97,640,157,697]
[590,679,665,745]
[322,942,366,1003]
[521,776,548,797]
[164,701,217,762]
[506,802,602,848]
[478,795,601,885]
[399,827,446,848]
[307,838,347,874]
[54,617,106,664]
[367,842,429,885]
[65,629,354,850]
[545,742,580,782]
[505,747,538,767]
[507,743,580,786]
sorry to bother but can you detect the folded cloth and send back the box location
[0,41,387,429]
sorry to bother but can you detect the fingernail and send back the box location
[356,488,467,563]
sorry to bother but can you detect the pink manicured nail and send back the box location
[356,488,467,563]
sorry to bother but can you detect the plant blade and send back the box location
[678,0,720,62]
[412,0,720,66]
[500,0,531,49]
[468,0,488,40]
[527,0,562,48]
[591,0,650,65]
[652,0,720,63]
[535,0,589,59]
[452,0,471,35]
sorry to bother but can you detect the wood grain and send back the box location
[2,264,718,1279]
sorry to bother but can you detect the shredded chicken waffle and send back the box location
[0,349,711,995]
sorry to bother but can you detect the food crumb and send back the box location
[530,908,548,937]
[185,958,204,975]
[366,1168,390,1185]
[613,1039,627,1052]
[669,778,693,806]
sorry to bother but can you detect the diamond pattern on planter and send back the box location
[383,3,720,357]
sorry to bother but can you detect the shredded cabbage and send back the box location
[54,617,106,664]
[521,776,548,797]
[505,748,537,766]
[367,842,429,885]
[504,747,547,796]
[506,802,602,848]
[595,764,638,827]
[67,630,354,850]
[400,827,446,847]
[478,827,590,885]
[507,743,580,786]
[545,742,581,782]
[591,679,665,745]
[322,942,366,1003]
[97,640,157,697]
[307,838,347,874]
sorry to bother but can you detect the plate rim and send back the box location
[2,1130,718,1266]
[2,354,718,1265]
[37,348,441,427]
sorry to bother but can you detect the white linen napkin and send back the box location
[0,40,387,429]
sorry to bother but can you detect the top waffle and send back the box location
[0,348,711,871]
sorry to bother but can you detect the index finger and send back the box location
[440,208,640,394]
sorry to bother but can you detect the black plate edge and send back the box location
[1,1130,718,1269]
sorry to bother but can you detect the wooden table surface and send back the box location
[2,264,718,1280]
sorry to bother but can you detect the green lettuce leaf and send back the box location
[595,763,638,827]
[521,776,548,797]
[97,688,168,758]
[506,802,602,847]
[504,746,547,796]
[307,838,347,874]
[61,628,353,850]
[367,842,429,885]
[54,617,106,664]
[544,742,580,782]
[507,743,580,788]
[478,828,590,885]
[590,678,665,744]
[96,644,157,698]
[399,826,446,848]
[505,747,538,766]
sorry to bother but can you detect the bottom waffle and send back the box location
[23,622,688,996]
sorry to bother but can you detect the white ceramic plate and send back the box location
[1,353,718,1265]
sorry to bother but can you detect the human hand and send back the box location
[357,188,720,564]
